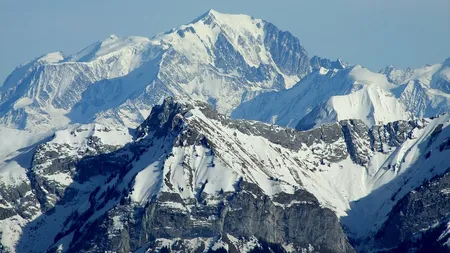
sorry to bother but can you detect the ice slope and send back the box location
[233,60,450,129]
[0,10,311,131]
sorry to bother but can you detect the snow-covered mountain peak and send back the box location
[13,51,65,70]
[194,9,262,29]
[310,56,349,71]
[36,51,65,64]
[2,9,450,252]
[235,55,450,131]
[380,62,443,86]
[64,35,151,63]
[156,9,269,68]
[8,10,449,136]
[381,64,395,73]
[336,58,347,67]
[205,9,262,29]
[190,9,220,22]
[0,51,64,92]
[201,9,228,17]
[107,34,119,40]
[0,10,315,131]
[442,57,450,67]
[1,93,450,252]
[349,65,394,90]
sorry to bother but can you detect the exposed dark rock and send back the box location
[264,22,310,77]
[375,167,450,251]
[66,182,354,253]
[310,56,347,70]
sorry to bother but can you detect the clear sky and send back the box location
[1,0,449,83]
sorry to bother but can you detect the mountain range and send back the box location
[0,10,450,253]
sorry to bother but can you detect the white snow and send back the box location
[39,51,64,63]
[0,9,449,253]
[0,160,28,187]
[168,103,450,239]
[45,173,73,186]
[0,99,449,252]
[51,123,132,148]
[12,97,33,110]
[328,84,410,126]
[0,127,51,186]
[0,9,310,132]
[131,161,163,203]
[382,64,442,86]
[439,222,450,246]
[0,215,27,250]
[440,188,450,195]
[233,62,450,129]
[65,35,151,63]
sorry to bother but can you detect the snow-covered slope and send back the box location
[233,59,450,129]
[1,9,450,253]
[0,127,51,187]
[0,122,133,251]
[1,97,449,252]
[0,10,311,131]
[0,35,159,131]
[232,65,409,128]
[385,58,450,118]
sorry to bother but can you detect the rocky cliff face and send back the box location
[373,168,450,252]
[310,56,347,71]
[65,182,354,253]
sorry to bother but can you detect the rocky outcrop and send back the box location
[310,56,347,71]
[374,168,450,252]
[60,181,354,253]
[264,22,310,77]
[197,100,425,167]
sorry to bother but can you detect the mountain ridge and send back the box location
[233,60,450,130]
[1,9,450,253]
[0,9,313,131]
[2,10,448,132]
[1,96,450,252]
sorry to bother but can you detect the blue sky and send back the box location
[1,0,449,83]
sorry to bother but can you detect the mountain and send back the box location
[373,168,450,252]
[2,9,449,133]
[233,59,450,130]
[0,10,312,132]
[0,98,354,253]
[310,56,347,71]
[0,97,450,252]
[1,9,450,253]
